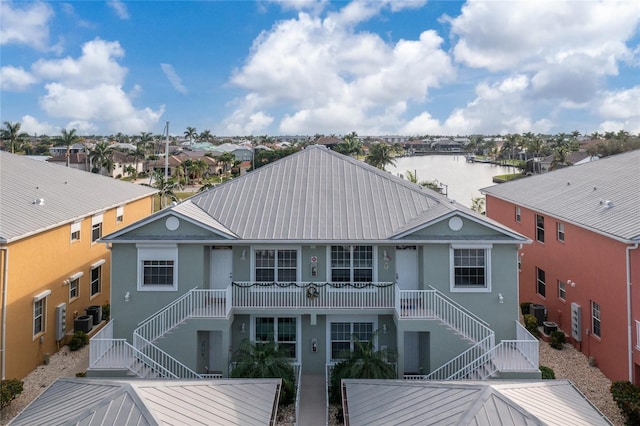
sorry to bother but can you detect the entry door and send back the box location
[404,331,419,373]
[210,247,233,289]
[396,246,418,290]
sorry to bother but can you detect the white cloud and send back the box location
[595,87,640,133]
[19,115,59,136]
[108,1,130,20]
[0,66,38,91]
[0,1,53,50]
[160,63,188,94]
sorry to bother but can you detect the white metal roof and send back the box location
[9,378,281,426]
[342,380,612,426]
[0,151,157,243]
[482,149,640,242]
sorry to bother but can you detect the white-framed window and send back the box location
[515,206,521,223]
[450,244,492,292]
[253,316,299,359]
[91,214,103,243]
[329,320,374,361]
[536,214,545,243]
[137,245,178,291]
[91,260,105,297]
[254,249,298,282]
[116,205,124,223]
[33,290,50,338]
[536,267,546,297]
[330,245,374,283]
[558,280,566,301]
[592,301,601,338]
[557,222,565,242]
[635,320,640,350]
[70,221,81,242]
[68,272,83,301]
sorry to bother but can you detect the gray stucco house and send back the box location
[89,145,539,381]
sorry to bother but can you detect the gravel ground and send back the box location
[2,342,626,425]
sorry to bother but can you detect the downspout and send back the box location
[0,246,8,381]
[627,242,639,382]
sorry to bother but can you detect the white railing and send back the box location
[133,333,199,378]
[232,282,395,310]
[293,363,301,426]
[423,334,495,380]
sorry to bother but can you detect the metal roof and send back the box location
[9,378,281,426]
[0,151,157,243]
[482,149,640,242]
[342,380,612,426]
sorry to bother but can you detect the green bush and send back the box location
[549,330,566,350]
[1,379,24,409]
[611,381,640,425]
[69,331,89,351]
[101,303,110,321]
[523,314,540,338]
[539,365,555,379]
[520,302,532,316]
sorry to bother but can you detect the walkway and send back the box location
[297,374,327,426]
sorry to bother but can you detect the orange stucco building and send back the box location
[483,150,640,383]
[0,152,157,380]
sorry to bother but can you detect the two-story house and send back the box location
[483,149,640,384]
[0,151,157,381]
[89,145,539,381]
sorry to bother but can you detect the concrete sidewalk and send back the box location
[297,374,327,426]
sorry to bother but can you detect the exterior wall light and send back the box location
[498,293,504,304]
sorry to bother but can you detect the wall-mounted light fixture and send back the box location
[382,323,388,334]
[498,293,504,304]
[383,250,391,261]
[568,280,576,287]
[240,322,246,333]
[241,249,246,260]
[124,292,130,303]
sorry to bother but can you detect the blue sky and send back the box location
[1,0,639,137]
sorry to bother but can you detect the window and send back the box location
[592,301,601,338]
[255,249,297,282]
[536,267,546,297]
[137,245,178,291]
[558,280,566,300]
[70,221,81,242]
[116,205,124,223]
[330,246,373,283]
[68,272,83,301]
[91,265,102,297]
[254,317,297,358]
[33,290,50,337]
[91,214,103,243]
[450,245,492,292]
[557,222,565,242]
[536,215,545,243]
[330,322,373,360]
[515,206,521,223]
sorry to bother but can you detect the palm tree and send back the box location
[89,141,113,176]
[550,145,571,170]
[334,131,362,157]
[365,143,396,170]
[134,132,152,178]
[199,130,213,142]
[189,158,208,183]
[471,197,486,215]
[148,169,180,209]
[1,121,28,154]
[230,339,296,406]
[184,126,197,146]
[218,152,235,175]
[58,129,80,167]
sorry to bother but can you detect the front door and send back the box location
[396,246,418,290]
[210,247,233,289]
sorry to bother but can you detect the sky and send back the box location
[1,0,639,138]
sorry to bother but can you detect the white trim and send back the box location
[449,244,492,293]
[137,244,178,291]
[69,271,84,281]
[91,213,104,226]
[33,289,51,302]
[116,205,124,222]
[71,221,81,233]
[91,259,106,269]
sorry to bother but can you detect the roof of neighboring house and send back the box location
[482,149,640,242]
[106,145,527,243]
[9,378,281,426]
[0,151,157,244]
[342,379,612,426]
[316,136,342,146]
[47,152,87,164]
[539,150,593,166]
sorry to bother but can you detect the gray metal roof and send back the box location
[0,151,157,243]
[482,150,640,242]
[9,378,281,426]
[342,380,612,426]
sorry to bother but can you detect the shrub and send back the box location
[549,330,566,350]
[523,314,540,338]
[101,303,110,321]
[539,365,555,379]
[69,331,89,351]
[611,381,640,425]
[1,379,24,409]
[520,302,532,316]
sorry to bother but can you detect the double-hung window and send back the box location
[137,245,178,291]
[330,321,373,361]
[70,221,81,243]
[68,272,83,301]
[536,267,546,297]
[536,215,545,243]
[254,317,298,359]
[558,280,566,300]
[330,245,373,284]
[33,290,50,337]
[450,245,491,292]
[557,222,565,242]
[91,260,105,297]
[91,214,103,243]
[592,301,601,338]
[515,207,521,223]
[116,206,124,223]
[255,249,298,282]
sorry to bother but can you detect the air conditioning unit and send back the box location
[571,302,582,342]
[56,303,67,341]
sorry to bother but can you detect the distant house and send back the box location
[0,152,157,381]
[315,136,342,149]
[47,152,90,171]
[483,149,640,384]
[49,143,86,157]
[538,151,597,172]
[89,145,539,384]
